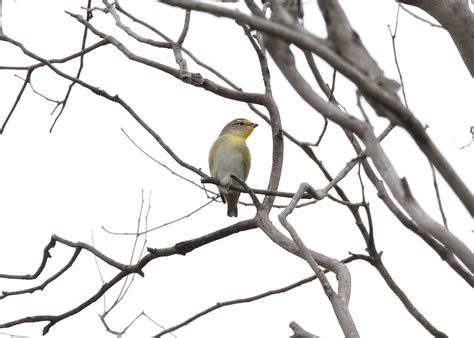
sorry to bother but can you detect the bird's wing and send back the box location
[240,143,251,181]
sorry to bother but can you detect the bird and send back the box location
[209,118,258,217]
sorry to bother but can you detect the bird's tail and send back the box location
[225,192,240,217]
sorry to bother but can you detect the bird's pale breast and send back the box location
[209,134,251,193]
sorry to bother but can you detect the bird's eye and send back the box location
[239,122,245,126]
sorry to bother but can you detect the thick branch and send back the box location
[278,183,358,337]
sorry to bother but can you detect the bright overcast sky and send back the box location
[0,1,473,337]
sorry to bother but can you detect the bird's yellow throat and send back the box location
[230,127,254,140]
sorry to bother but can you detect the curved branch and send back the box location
[0,238,56,280]
[278,183,358,337]
[1,248,81,300]
[52,235,139,273]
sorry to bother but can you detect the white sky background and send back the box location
[0,0,473,337]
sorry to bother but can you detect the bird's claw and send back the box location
[224,181,233,190]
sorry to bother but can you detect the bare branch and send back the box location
[0,237,56,280]
[50,0,94,131]
[102,197,218,236]
[176,9,191,46]
[0,248,81,300]
[278,183,358,337]
[400,4,443,28]
[373,259,447,337]
[91,231,106,286]
[13,74,61,104]
[290,321,319,338]
[429,162,448,228]
[0,69,32,134]
[154,274,319,337]
[455,126,474,150]
[121,128,210,193]
[103,190,149,317]
[100,311,172,337]
[388,5,408,107]
[231,174,261,208]
[149,219,257,257]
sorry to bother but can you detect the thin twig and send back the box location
[0,248,81,300]
[231,174,261,208]
[121,128,210,193]
[155,253,365,338]
[91,230,107,314]
[154,274,318,337]
[50,0,94,132]
[13,74,61,104]
[455,126,474,150]
[400,4,443,29]
[389,5,449,231]
[0,69,32,134]
[176,9,191,46]
[388,5,408,108]
[102,196,217,236]
[103,190,147,317]
[429,162,448,228]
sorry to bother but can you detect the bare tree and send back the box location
[0,1,472,337]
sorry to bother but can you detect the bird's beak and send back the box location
[252,123,259,128]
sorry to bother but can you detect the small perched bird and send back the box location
[209,118,258,217]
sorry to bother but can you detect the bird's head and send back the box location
[220,118,258,139]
